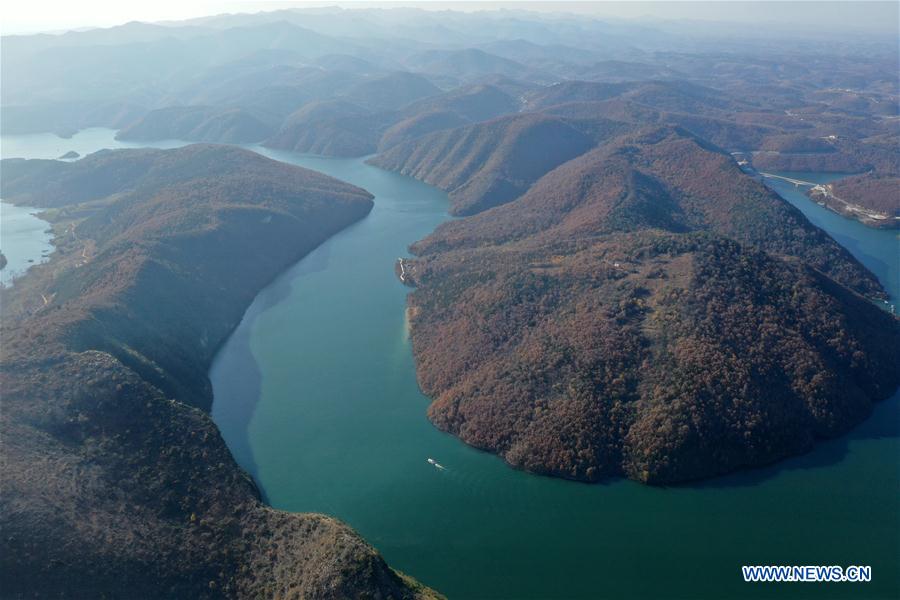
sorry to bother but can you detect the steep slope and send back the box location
[404,48,549,84]
[523,80,746,115]
[521,79,781,151]
[378,110,470,151]
[116,105,276,143]
[399,127,897,485]
[376,84,522,151]
[369,113,597,215]
[413,127,883,297]
[265,81,521,157]
[541,97,774,150]
[263,99,396,156]
[758,133,837,153]
[809,173,900,228]
[0,145,440,598]
[339,71,442,111]
[400,83,520,123]
[750,134,900,175]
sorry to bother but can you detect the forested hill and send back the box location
[368,113,628,215]
[0,145,439,598]
[412,127,884,298]
[115,106,276,143]
[399,127,900,485]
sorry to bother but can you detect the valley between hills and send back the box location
[1,5,898,598]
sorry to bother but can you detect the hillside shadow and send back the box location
[685,390,900,490]
[209,243,334,499]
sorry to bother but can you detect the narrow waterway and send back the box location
[1,131,896,598]
[761,171,899,308]
[210,151,899,598]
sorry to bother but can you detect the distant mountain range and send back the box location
[3,11,895,228]
[1,6,898,596]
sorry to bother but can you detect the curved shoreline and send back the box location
[3,127,900,597]
[210,149,900,599]
[0,201,54,286]
[0,140,440,598]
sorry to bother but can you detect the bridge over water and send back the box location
[757,172,820,187]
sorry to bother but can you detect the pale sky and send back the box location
[1,1,897,35]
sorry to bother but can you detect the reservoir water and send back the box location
[209,154,898,598]
[2,131,896,599]
[1,129,185,286]
[761,172,899,308]
[0,127,185,159]
[0,202,54,286]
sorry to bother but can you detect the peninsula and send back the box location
[0,145,439,598]
[389,127,900,483]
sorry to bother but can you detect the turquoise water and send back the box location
[1,131,896,598]
[761,172,899,309]
[210,152,899,598]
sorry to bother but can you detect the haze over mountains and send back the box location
[1,4,898,598]
[5,6,894,222]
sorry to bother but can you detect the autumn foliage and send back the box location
[401,128,899,484]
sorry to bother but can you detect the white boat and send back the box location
[427,458,446,470]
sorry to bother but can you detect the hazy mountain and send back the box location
[477,39,599,66]
[523,80,742,115]
[265,100,396,156]
[312,53,386,74]
[378,110,470,151]
[2,5,898,596]
[579,60,682,82]
[116,105,275,143]
[404,48,553,85]
[339,71,442,111]
[400,83,520,123]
